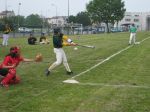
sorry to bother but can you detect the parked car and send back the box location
[18,27,32,33]
[111,27,123,32]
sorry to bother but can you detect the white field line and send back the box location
[66,36,150,80]
[71,46,132,79]
[78,83,150,89]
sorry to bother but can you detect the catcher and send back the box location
[0,46,42,88]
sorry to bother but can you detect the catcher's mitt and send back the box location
[35,53,43,62]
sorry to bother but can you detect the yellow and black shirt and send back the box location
[3,26,11,34]
[53,34,72,48]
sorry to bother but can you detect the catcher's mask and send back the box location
[10,46,20,57]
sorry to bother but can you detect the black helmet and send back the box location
[53,28,61,34]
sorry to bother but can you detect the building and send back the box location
[0,10,15,19]
[47,16,68,27]
[47,12,150,33]
[116,12,150,31]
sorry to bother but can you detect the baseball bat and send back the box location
[78,44,95,49]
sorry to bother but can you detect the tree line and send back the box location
[0,0,126,33]
[0,14,46,31]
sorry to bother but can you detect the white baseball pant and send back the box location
[2,34,9,46]
[48,48,71,72]
[129,33,136,44]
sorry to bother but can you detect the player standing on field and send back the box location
[129,24,137,45]
[2,24,11,46]
[45,28,78,76]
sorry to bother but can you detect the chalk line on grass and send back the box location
[78,83,150,89]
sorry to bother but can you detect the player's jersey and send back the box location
[3,27,11,34]
[39,36,46,42]
[130,27,137,33]
[53,34,63,48]
[53,34,71,48]
[0,56,24,68]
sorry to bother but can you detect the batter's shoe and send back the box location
[66,71,73,75]
[45,69,50,76]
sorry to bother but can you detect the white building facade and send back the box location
[0,10,15,19]
[47,16,67,27]
[116,12,150,31]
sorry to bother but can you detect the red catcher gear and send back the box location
[0,52,23,87]
[10,46,20,54]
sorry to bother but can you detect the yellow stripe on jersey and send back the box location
[62,35,71,46]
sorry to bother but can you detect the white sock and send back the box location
[63,62,71,72]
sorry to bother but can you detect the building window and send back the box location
[134,19,139,22]
[135,15,139,17]
[126,15,131,17]
[125,19,131,22]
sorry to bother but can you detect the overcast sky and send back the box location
[0,0,150,17]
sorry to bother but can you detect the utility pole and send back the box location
[68,0,69,20]
[67,0,70,34]
[18,2,21,28]
[5,0,7,23]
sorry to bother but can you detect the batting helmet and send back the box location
[53,28,61,34]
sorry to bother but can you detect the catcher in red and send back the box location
[0,46,42,88]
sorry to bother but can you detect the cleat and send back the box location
[45,69,50,76]
[66,71,73,75]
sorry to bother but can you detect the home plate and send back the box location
[63,79,79,84]
[135,42,140,44]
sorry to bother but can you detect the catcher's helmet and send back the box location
[10,46,20,54]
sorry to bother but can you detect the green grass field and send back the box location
[0,32,150,112]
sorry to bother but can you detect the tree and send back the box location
[68,12,91,27]
[25,14,43,28]
[76,11,91,27]
[0,16,25,31]
[86,0,126,32]
[112,0,126,29]
[68,15,77,23]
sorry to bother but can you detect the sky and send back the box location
[0,0,150,17]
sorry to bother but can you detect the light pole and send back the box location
[51,3,57,26]
[5,0,7,12]
[68,0,69,20]
[18,2,21,28]
[5,0,7,23]
[67,0,70,34]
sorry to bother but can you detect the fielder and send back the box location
[129,24,137,45]
[45,28,77,76]
[28,33,37,45]
[2,24,11,46]
[0,46,42,88]
[39,33,50,44]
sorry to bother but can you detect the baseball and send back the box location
[74,47,78,50]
